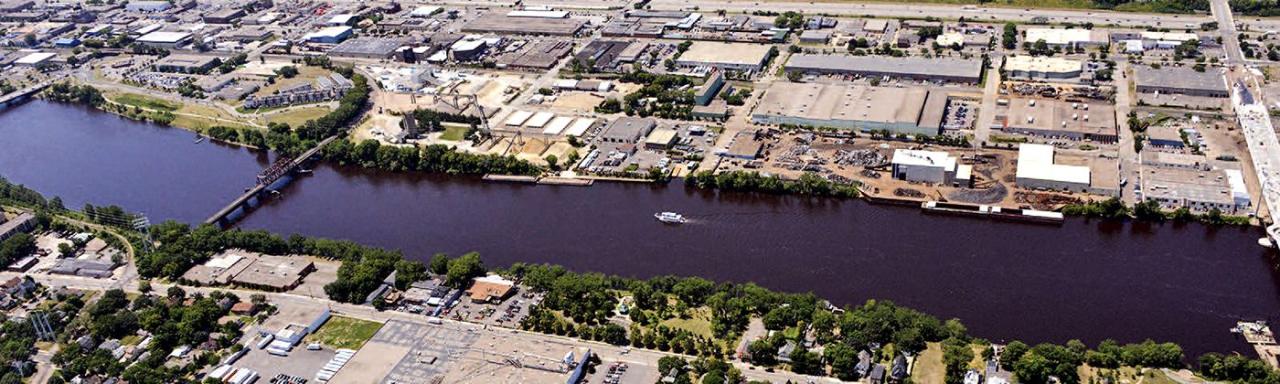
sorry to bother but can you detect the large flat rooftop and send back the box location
[785,54,982,82]
[675,41,773,67]
[328,37,406,57]
[999,97,1117,138]
[754,82,928,125]
[461,13,586,36]
[1133,65,1228,93]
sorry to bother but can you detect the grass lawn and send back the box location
[266,106,332,127]
[968,344,987,371]
[660,307,714,339]
[439,124,470,141]
[171,115,252,131]
[1079,366,1182,384]
[304,316,383,350]
[911,342,945,384]
[111,92,182,112]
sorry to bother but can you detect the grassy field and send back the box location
[266,106,332,127]
[439,124,470,141]
[170,104,254,131]
[1078,366,1184,384]
[911,342,946,384]
[111,92,182,112]
[305,316,383,350]
[659,307,714,339]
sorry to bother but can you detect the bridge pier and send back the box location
[204,134,340,226]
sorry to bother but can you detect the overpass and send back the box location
[1231,81,1280,246]
[204,135,340,226]
[0,82,51,110]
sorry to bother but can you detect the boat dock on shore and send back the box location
[1234,321,1280,369]
[482,174,594,186]
[481,175,539,183]
[921,201,1064,224]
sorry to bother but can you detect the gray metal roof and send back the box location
[1133,65,1227,93]
[786,54,983,80]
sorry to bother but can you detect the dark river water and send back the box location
[3,100,1279,358]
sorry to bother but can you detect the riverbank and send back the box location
[3,99,1278,360]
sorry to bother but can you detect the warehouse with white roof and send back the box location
[1015,143,1091,192]
[891,149,969,185]
[1024,28,1105,47]
[136,31,192,48]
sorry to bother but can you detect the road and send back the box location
[973,63,1002,147]
[648,0,1216,27]
[1113,60,1139,204]
[1211,0,1245,66]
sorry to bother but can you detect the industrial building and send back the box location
[202,8,245,24]
[1015,143,1091,193]
[644,128,680,150]
[1023,27,1106,47]
[1003,56,1083,80]
[785,54,983,83]
[13,51,55,67]
[461,13,585,36]
[573,40,641,72]
[1142,167,1249,213]
[303,26,353,44]
[0,212,35,243]
[996,97,1118,143]
[136,31,192,48]
[752,82,947,136]
[720,131,766,160]
[328,37,406,59]
[153,54,221,73]
[891,149,964,185]
[1145,124,1187,149]
[694,71,725,106]
[180,251,316,291]
[599,117,657,143]
[1141,151,1210,171]
[674,41,774,73]
[1133,66,1229,98]
[494,40,575,70]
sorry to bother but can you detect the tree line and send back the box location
[321,139,542,176]
[1062,197,1251,226]
[687,170,860,198]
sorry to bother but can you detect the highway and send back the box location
[647,0,1216,27]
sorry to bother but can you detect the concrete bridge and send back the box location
[204,135,340,226]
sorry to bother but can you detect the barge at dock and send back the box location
[921,201,1064,224]
[482,174,595,186]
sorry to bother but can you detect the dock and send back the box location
[481,174,595,186]
[537,177,593,186]
[1235,321,1280,369]
[481,174,539,183]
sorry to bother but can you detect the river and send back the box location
[2,100,1277,358]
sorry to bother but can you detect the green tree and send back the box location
[429,253,450,275]
[445,252,486,288]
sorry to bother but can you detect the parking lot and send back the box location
[232,340,335,383]
[329,320,479,384]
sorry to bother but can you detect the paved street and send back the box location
[1114,60,1138,204]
